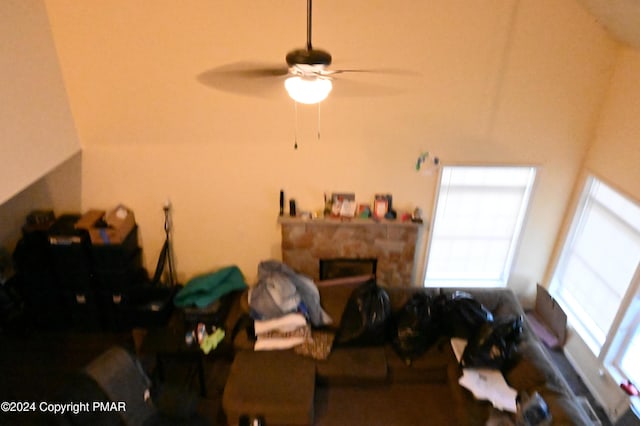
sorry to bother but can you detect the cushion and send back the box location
[385,337,455,384]
[316,346,388,385]
[222,350,316,425]
[504,340,568,393]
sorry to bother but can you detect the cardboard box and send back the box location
[75,205,136,245]
[526,284,567,349]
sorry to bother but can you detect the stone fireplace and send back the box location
[279,217,422,287]
[319,258,377,280]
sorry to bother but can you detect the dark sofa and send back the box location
[222,279,594,425]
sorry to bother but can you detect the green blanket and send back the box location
[174,265,247,308]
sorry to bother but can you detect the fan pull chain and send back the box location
[294,101,299,150]
[317,102,321,141]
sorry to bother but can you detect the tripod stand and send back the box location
[151,202,176,286]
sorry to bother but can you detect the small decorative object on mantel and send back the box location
[401,212,413,222]
[373,195,388,219]
[289,199,297,217]
[357,204,371,218]
[339,199,357,218]
[330,193,355,217]
[411,207,423,223]
[279,190,285,216]
[374,194,396,219]
[323,193,332,217]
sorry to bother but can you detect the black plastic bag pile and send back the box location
[391,292,440,361]
[461,315,524,369]
[391,290,523,369]
[334,281,524,370]
[334,279,391,347]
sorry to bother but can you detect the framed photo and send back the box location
[340,199,357,217]
[331,192,355,217]
[331,201,342,217]
[373,198,388,219]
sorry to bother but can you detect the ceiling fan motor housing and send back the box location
[286,48,332,67]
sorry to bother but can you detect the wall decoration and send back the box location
[415,151,440,175]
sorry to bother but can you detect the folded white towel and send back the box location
[254,312,307,335]
[254,336,307,351]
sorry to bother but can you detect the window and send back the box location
[424,166,536,287]
[607,299,640,386]
[550,175,640,387]
[550,176,640,355]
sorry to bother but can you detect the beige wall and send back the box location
[0,0,80,206]
[584,48,640,198]
[0,0,81,257]
[44,0,617,287]
[0,154,82,256]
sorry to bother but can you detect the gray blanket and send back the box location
[249,260,332,327]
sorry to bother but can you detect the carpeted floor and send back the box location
[0,327,230,425]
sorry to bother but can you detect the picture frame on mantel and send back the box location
[373,197,388,219]
[331,192,355,217]
[339,199,357,217]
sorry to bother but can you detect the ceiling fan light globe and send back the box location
[284,76,332,104]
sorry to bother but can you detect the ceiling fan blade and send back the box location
[197,61,289,98]
[326,67,422,77]
[331,76,413,98]
[199,61,289,78]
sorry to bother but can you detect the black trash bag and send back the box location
[461,315,524,370]
[334,279,391,347]
[438,291,494,338]
[391,292,441,364]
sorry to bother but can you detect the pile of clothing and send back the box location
[254,313,309,351]
[249,261,334,359]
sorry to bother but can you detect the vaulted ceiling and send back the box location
[578,0,640,49]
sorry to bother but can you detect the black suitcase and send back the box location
[48,214,96,291]
[13,211,65,329]
[94,248,145,291]
[62,289,104,331]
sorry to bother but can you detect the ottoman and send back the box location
[222,350,316,425]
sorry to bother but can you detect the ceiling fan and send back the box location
[197,0,412,104]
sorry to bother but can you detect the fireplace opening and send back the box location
[319,258,377,280]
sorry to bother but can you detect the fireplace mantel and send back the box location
[277,217,421,228]
[278,217,422,287]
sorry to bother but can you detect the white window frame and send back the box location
[423,165,536,288]
[549,175,640,389]
[603,272,640,387]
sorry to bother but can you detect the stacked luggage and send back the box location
[14,205,175,331]
[13,210,65,329]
